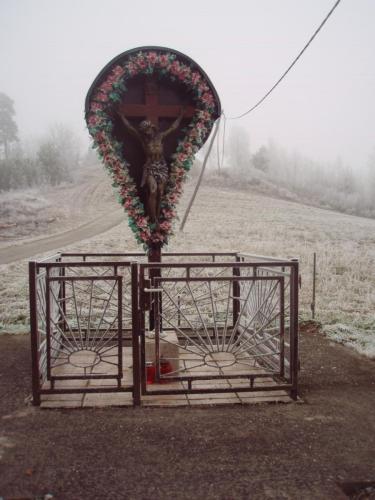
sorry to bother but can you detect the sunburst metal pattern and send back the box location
[30,253,298,404]
[145,263,289,387]
[36,263,124,382]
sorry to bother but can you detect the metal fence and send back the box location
[29,252,299,405]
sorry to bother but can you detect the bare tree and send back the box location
[37,124,81,185]
[228,125,251,176]
[0,92,18,159]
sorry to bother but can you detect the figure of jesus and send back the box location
[117,109,184,224]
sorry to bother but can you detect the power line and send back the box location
[221,112,227,168]
[228,0,343,120]
[180,0,343,230]
[216,114,221,172]
[179,117,221,232]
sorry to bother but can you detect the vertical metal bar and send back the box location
[139,268,147,395]
[60,264,67,334]
[290,260,299,400]
[117,276,123,387]
[279,277,285,378]
[148,244,161,331]
[311,252,316,319]
[177,294,181,328]
[154,288,161,383]
[131,262,141,406]
[232,256,241,328]
[29,261,40,406]
[45,266,52,383]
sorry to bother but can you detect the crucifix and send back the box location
[117,77,196,327]
[117,78,194,260]
[118,79,195,127]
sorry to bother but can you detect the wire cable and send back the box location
[228,0,343,120]
[179,116,221,232]
[221,112,227,167]
[216,114,221,172]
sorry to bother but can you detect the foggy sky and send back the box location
[0,0,374,170]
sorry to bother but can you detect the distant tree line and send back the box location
[0,92,82,191]
[204,125,375,219]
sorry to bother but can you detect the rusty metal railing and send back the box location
[29,252,299,405]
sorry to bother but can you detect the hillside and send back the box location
[0,165,374,358]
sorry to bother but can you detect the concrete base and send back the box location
[145,330,180,374]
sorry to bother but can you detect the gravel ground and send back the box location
[0,323,374,499]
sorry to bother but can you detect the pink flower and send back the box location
[136,216,148,228]
[140,230,151,241]
[112,65,125,77]
[99,82,110,92]
[146,52,158,64]
[88,115,100,126]
[159,54,169,67]
[177,153,187,162]
[95,131,106,142]
[136,57,147,69]
[202,92,214,105]
[159,221,171,232]
[90,102,103,112]
[167,193,178,203]
[151,232,164,243]
[95,91,109,102]
[126,61,138,76]
[191,72,201,85]
[170,60,181,76]
[162,208,176,219]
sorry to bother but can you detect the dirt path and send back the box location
[0,324,374,499]
[0,209,124,265]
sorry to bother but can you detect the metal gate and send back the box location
[137,258,298,400]
[29,254,137,405]
[29,253,298,405]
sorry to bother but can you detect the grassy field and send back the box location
[0,167,374,357]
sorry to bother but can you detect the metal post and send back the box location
[29,261,40,406]
[290,260,299,400]
[45,267,52,383]
[117,276,123,388]
[131,262,141,406]
[279,277,285,378]
[232,256,241,329]
[311,252,316,319]
[60,264,67,335]
[177,294,181,328]
[148,243,161,331]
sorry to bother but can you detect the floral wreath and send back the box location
[86,50,217,249]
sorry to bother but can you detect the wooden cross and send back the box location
[118,78,195,126]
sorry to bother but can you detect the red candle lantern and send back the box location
[146,361,155,384]
[160,358,173,383]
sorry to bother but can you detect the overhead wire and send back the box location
[216,114,221,172]
[228,0,343,120]
[179,116,221,232]
[221,112,227,168]
[180,0,343,230]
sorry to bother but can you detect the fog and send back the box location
[0,0,374,171]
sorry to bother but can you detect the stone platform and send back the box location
[40,346,298,409]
